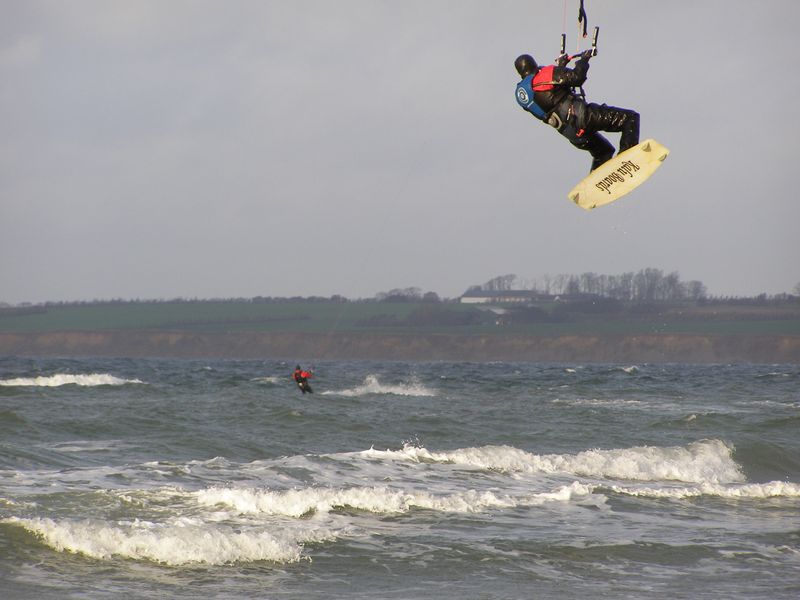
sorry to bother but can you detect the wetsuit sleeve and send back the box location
[551,59,589,88]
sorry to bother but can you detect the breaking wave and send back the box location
[3,516,333,566]
[194,480,592,518]
[0,373,145,387]
[356,439,746,484]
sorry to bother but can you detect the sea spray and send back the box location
[323,374,436,397]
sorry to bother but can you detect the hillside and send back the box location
[1,300,799,363]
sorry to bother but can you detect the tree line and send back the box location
[471,269,706,303]
[470,270,798,305]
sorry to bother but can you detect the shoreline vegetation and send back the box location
[1,297,799,363]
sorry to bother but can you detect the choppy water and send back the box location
[1,357,798,599]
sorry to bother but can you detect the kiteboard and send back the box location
[568,138,669,210]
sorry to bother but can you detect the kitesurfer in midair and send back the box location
[292,365,313,394]
[514,50,639,171]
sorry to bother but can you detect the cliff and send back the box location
[1,331,799,364]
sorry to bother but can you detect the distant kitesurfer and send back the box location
[292,365,313,394]
[514,50,639,171]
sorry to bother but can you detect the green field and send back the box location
[2,301,799,337]
[0,302,407,333]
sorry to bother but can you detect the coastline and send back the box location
[1,330,799,364]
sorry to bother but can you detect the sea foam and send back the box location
[609,480,800,500]
[251,376,282,384]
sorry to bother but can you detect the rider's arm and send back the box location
[552,52,591,88]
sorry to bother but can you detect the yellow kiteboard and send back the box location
[568,139,669,210]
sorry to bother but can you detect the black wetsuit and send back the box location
[529,56,639,171]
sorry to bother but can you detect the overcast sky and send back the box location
[2,0,798,304]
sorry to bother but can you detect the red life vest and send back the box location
[532,65,557,92]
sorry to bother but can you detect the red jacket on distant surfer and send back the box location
[292,366,313,394]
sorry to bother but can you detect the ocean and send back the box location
[1,356,798,599]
